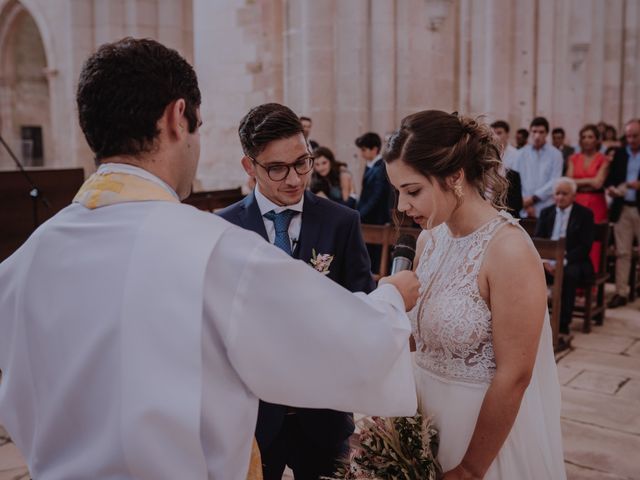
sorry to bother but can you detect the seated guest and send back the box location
[355,132,392,272]
[309,146,356,208]
[535,177,595,335]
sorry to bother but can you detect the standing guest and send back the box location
[300,115,319,151]
[602,124,621,152]
[605,118,640,308]
[0,39,419,480]
[566,124,609,272]
[536,177,595,336]
[491,120,523,217]
[551,127,576,173]
[512,117,563,218]
[309,146,356,208]
[491,120,519,170]
[356,131,392,272]
[515,128,529,149]
[218,103,376,480]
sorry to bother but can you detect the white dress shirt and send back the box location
[551,205,573,241]
[254,184,303,250]
[513,143,563,217]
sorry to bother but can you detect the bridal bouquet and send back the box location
[327,413,441,480]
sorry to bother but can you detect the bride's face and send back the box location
[386,158,457,229]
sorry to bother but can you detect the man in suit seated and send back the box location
[218,103,375,480]
[535,177,595,336]
[355,131,392,272]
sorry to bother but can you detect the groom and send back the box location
[218,103,375,479]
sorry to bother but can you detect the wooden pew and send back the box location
[0,168,85,262]
[532,237,566,351]
[183,187,244,212]
[573,223,611,332]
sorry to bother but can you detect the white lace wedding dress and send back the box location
[410,211,566,479]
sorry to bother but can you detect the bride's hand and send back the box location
[442,464,482,480]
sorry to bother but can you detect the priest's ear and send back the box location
[241,156,257,176]
[162,98,189,141]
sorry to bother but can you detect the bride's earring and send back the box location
[453,183,464,199]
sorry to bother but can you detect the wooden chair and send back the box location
[360,224,393,279]
[183,187,244,212]
[573,223,611,332]
[533,237,566,352]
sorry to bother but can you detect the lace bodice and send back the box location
[410,211,520,384]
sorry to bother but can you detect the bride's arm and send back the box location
[446,227,547,480]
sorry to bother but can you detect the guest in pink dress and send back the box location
[567,124,610,272]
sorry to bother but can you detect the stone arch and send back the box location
[0,0,53,168]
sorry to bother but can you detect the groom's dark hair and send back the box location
[238,103,304,158]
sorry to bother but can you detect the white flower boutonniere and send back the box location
[310,249,334,275]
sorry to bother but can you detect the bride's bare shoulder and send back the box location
[486,222,541,274]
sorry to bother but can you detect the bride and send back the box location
[384,110,566,479]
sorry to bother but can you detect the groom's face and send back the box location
[244,133,312,207]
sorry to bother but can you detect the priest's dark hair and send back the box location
[238,103,304,158]
[76,37,201,163]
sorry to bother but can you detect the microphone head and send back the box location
[392,234,417,262]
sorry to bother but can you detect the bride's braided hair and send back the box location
[384,110,508,209]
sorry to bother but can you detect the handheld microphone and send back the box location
[391,234,417,274]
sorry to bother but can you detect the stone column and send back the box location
[370,0,397,137]
[158,0,192,61]
[333,0,369,183]
[284,0,336,149]
[93,0,125,46]
[511,0,537,130]
[67,0,95,172]
[194,0,284,190]
[124,0,158,39]
[621,0,640,125]
[602,0,625,130]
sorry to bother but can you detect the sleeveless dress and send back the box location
[570,152,608,272]
[410,211,566,479]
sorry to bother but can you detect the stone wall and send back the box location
[1,0,639,189]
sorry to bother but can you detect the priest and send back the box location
[0,38,418,479]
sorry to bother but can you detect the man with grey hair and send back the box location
[605,118,640,308]
[536,177,595,336]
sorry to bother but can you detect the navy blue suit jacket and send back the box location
[217,190,375,449]
[357,160,392,225]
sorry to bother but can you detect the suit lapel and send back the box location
[295,191,323,261]
[240,192,269,241]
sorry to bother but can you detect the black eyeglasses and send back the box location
[250,155,314,181]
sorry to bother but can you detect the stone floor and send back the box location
[1,293,639,480]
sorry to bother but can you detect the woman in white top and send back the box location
[384,110,566,480]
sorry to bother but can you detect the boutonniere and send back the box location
[310,249,334,275]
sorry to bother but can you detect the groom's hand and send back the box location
[379,271,420,311]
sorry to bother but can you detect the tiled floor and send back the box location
[1,294,639,480]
